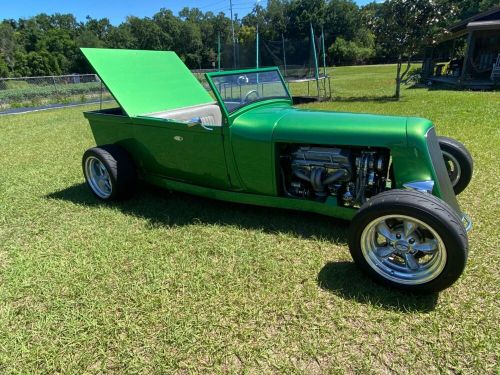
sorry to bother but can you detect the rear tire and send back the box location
[438,136,473,195]
[348,190,468,293]
[82,144,136,201]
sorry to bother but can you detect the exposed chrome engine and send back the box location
[280,145,390,206]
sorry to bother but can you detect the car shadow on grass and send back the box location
[318,261,439,312]
[332,95,398,103]
[47,183,439,312]
[46,182,350,244]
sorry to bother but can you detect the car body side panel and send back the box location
[230,106,460,212]
[128,116,229,189]
[144,172,357,220]
[228,103,293,194]
[84,104,461,217]
[84,109,138,155]
[84,110,230,190]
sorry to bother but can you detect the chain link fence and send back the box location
[0,67,330,114]
[0,74,112,111]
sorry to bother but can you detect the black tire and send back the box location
[348,190,468,293]
[82,144,137,201]
[438,136,473,195]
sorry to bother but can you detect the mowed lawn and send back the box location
[0,65,499,374]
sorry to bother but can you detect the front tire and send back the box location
[82,145,136,201]
[438,136,473,195]
[348,190,468,293]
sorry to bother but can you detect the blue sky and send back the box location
[1,0,375,25]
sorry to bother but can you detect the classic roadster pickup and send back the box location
[81,48,474,293]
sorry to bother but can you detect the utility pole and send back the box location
[230,0,236,68]
[217,32,221,71]
[256,23,259,70]
[310,23,320,101]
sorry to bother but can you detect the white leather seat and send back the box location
[146,103,222,126]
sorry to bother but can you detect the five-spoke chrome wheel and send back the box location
[360,215,446,285]
[349,190,468,292]
[83,145,137,201]
[84,156,113,198]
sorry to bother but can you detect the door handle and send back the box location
[187,117,214,131]
[200,124,214,131]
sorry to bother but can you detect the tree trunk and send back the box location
[395,56,402,100]
[395,55,412,100]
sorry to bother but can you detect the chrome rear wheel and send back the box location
[82,145,136,201]
[84,156,113,199]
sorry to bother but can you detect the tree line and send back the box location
[0,0,497,78]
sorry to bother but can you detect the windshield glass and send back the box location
[210,70,290,113]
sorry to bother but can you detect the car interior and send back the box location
[145,102,223,126]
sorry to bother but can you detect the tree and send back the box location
[84,17,112,40]
[449,0,500,20]
[0,22,18,69]
[328,33,375,65]
[26,51,60,76]
[126,17,165,50]
[374,0,452,99]
[105,25,137,49]
[325,0,363,42]
[0,53,9,77]
[177,21,204,68]
[12,51,30,77]
[265,0,289,38]
[4,1,493,76]
[152,9,182,50]
[287,0,327,36]
[76,30,104,48]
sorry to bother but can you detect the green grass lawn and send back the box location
[0,65,499,374]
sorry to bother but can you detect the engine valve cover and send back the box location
[291,147,352,172]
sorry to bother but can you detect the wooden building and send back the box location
[422,6,500,89]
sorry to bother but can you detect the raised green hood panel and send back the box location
[272,108,408,146]
[81,48,213,117]
[231,105,408,146]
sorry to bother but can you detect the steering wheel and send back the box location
[237,75,249,86]
[242,89,260,103]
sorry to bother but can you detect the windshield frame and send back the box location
[206,67,292,120]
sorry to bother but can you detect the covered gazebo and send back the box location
[422,6,500,89]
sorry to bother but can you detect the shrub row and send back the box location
[0,82,103,103]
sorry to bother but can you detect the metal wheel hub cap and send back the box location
[442,150,461,187]
[394,240,410,253]
[360,215,447,285]
[85,156,113,198]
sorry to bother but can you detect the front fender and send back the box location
[392,117,460,213]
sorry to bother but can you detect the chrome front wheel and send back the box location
[348,190,468,293]
[360,215,446,285]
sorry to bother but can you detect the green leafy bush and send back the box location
[0,82,102,104]
[2,80,30,90]
[328,37,375,66]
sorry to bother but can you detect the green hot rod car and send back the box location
[81,48,474,293]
